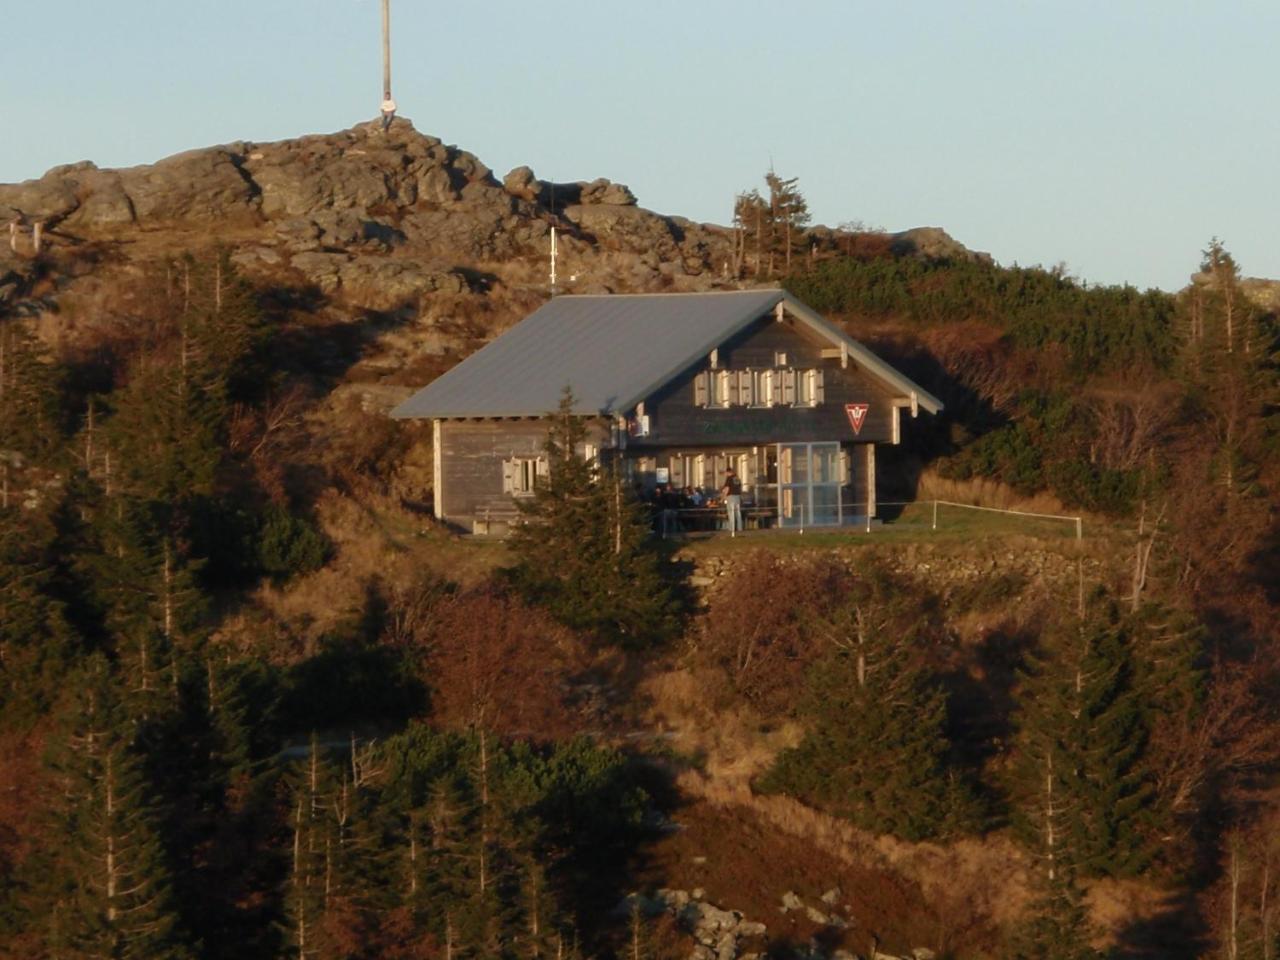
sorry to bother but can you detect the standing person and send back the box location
[720,467,743,537]
[380,92,397,130]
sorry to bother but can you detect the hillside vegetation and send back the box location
[1,123,1278,960]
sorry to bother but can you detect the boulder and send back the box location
[803,905,830,925]
[337,257,468,307]
[503,165,542,202]
[289,251,348,293]
[417,165,461,204]
[579,177,637,206]
[117,148,258,222]
[889,226,991,264]
[780,891,804,912]
[0,170,82,224]
[562,204,681,260]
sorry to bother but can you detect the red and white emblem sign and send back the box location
[845,403,869,435]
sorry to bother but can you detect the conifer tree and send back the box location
[0,318,65,464]
[760,572,976,841]
[1003,877,1099,960]
[1176,240,1276,511]
[1009,605,1155,879]
[506,388,681,648]
[85,496,206,707]
[0,508,78,726]
[35,658,192,960]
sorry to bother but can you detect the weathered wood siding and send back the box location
[631,315,902,449]
[436,418,610,527]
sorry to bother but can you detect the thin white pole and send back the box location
[381,0,392,99]
[550,227,558,289]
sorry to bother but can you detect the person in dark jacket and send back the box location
[720,468,743,536]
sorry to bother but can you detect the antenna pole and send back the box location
[381,0,392,98]
[550,227,558,290]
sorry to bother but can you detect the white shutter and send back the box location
[694,372,708,407]
[738,370,753,406]
[502,458,516,494]
[728,370,740,405]
[813,369,825,405]
[782,370,797,405]
[535,457,550,481]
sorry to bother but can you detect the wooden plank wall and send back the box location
[436,418,610,525]
[634,316,901,449]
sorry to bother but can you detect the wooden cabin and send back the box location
[391,290,942,535]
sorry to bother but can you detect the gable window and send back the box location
[712,369,735,408]
[502,456,547,497]
[774,350,789,367]
[752,369,776,407]
[796,368,825,407]
[780,369,797,405]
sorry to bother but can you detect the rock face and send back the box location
[889,226,991,264]
[0,118,999,348]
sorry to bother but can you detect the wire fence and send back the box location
[655,498,1084,540]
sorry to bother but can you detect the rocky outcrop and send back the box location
[618,888,934,960]
[888,226,991,264]
[0,119,1001,359]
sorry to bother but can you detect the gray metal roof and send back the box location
[391,290,942,420]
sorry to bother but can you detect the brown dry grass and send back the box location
[215,488,505,658]
[637,790,999,957]
[916,467,1074,516]
[642,666,802,784]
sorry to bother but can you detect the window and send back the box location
[780,369,797,405]
[796,369,825,407]
[502,456,547,497]
[693,371,709,407]
[753,369,775,406]
[774,350,788,367]
[712,369,735,408]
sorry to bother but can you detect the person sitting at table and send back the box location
[686,486,704,507]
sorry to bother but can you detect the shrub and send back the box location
[257,507,330,580]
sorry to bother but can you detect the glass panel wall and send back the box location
[776,442,842,527]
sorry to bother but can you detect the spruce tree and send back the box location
[759,574,976,841]
[1003,877,1099,960]
[35,658,192,960]
[0,318,65,464]
[506,388,681,648]
[1176,240,1276,511]
[0,508,78,726]
[1010,605,1155,879]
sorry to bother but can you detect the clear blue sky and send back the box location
[4,0,1276,292]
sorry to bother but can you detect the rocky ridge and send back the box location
[0,119,984,333]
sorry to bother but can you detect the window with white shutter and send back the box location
[714,369,733,408]
[797,369,825,407]
[781,369,797,405]
[694,371,709,407]
[503,457,547,497]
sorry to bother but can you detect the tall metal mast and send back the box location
[381,0,392,99]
